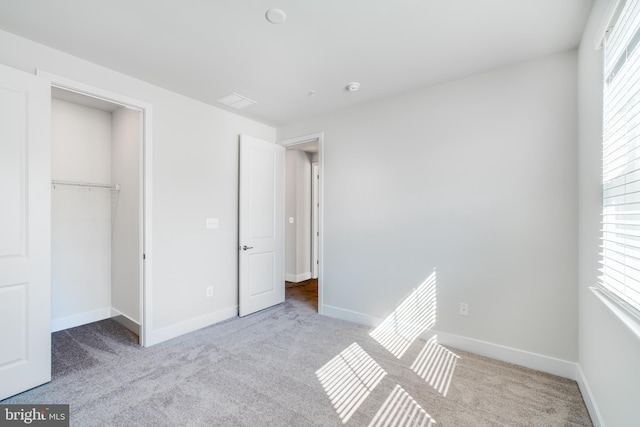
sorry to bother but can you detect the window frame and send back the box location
[598,0,640,327]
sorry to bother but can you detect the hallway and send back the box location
[285,278,317,312]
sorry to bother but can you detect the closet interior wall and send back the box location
[51,93,140,336]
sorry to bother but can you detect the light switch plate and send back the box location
[206,218,219,229]
[289,217,294,224]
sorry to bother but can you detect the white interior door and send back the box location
[0,64,51,400]
[239,135,285,317]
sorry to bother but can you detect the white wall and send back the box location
[111,107,141,323]
[285,149,313,282]
[279,51,579,363]
[578,0,640,425]
[51,99,112,327]
[0,29,276,345]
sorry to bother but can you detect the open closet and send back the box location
[50,87,142,341]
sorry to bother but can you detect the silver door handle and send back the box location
[241,245,254,251]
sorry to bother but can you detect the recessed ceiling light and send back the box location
[217,92,257,110]
[266,8,287,24]
[346,82,360,92]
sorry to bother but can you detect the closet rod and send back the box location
[51,180,120,190]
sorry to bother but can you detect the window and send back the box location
[601,0,640,319]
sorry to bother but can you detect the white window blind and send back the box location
[601,0,640,317]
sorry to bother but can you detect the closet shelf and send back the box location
[51,180,120,190]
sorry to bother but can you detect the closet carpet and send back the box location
[3,280,592,426]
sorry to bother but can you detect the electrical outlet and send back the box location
[459,303,469,316]
[206,286,214,298]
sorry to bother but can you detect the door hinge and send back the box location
[143,253,146,260]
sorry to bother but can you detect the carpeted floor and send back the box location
[2,279,592,426]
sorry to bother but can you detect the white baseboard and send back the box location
[285,272,312,283]
[51,307,112,332]
[321,304,382,327]
[320,304,577,379]
[144,306,238,346]
[423,330,578,379]
[575,365,604,427]
[110,308,141,337]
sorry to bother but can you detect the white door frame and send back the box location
[278,132,324,314]
[36,71,153,347]
[312,162,319,279]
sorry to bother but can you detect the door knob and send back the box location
[241,245,254,251]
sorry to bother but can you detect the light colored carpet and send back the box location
[3,280,592,426]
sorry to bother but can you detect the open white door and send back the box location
[0,64,51,399]
[239,135,285,317]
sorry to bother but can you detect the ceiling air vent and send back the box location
[217,92,257,110]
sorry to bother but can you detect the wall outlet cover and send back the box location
[459,303,469,316]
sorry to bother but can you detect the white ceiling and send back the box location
[0,0,593,126]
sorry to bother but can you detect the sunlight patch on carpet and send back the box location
[410,335,459,397]
[316,342,387,424]
[368,384,436,427]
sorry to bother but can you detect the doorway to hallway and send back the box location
[280,132,324,314]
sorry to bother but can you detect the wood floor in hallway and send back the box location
[285,278,318,311]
